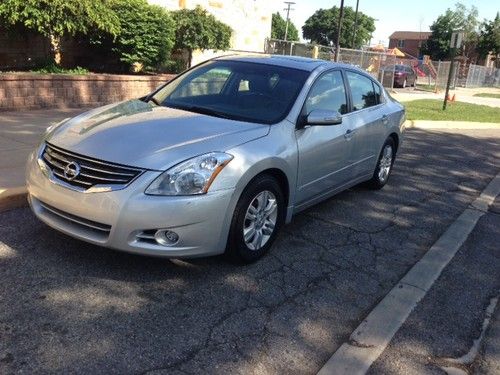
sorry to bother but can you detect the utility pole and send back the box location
[334,0,345,62]
[443,31,463,110]
[351,0,360,49]
[283,2,295,41]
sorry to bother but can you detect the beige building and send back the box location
[149,0,276,65]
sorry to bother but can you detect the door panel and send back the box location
[344,71,386,177]
[296,121,351,203]
[296,70,352,204]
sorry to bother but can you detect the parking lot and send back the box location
[1,127,499,374]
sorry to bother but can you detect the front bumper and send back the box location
[26,151,236,258]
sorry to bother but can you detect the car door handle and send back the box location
[381,114,389,124]
[344,129,356,139]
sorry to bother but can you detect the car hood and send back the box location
[46,100,269,170]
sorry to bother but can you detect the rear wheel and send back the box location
[226,175,285,263]
[366,138,396,189]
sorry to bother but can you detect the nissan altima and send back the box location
[26,55,405,263]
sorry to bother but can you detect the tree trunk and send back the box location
[188,49,193,69]
[50,34,62,65]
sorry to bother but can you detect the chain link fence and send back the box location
[264,38,467,92]
[465,64,500,88]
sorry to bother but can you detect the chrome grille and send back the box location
[41,143,143,191]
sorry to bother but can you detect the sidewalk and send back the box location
[392,87,500,108]
[0,108,85,190]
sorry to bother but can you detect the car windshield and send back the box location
[152,60,310,124]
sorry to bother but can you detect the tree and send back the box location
[302,6,375,48]
[422,3,480,61]
[478,13,500,67]
[172,5,232,68]
[271,12,299,41]
[0,0,120,64]
[108,0,175,72]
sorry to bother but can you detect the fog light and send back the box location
[154,229,179,246]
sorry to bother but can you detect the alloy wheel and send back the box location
[243,190,278,251]
[378,144,393,183]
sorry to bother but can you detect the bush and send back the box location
[106,0,175,72]
[30,63,89,75]
[172,5,232,67]
[164,58,187,74]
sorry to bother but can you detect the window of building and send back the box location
[397,39,405,48]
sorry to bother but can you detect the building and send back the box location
[149,0,276,65]
[388,31,431,59]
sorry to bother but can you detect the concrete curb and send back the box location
[317,171,500,375]
[405,120,500,130]
[0,187,28,213]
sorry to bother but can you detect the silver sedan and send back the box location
[26,55,405,263]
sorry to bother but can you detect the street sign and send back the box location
[450,32,464,48]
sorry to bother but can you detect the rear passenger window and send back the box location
[373,82,383,104]
[346,71,377,111]
[304,70,348,115]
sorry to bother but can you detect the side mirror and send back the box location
[306,109,342,126]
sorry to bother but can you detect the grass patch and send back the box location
[473,92,500,99]
[415,83,436,92]
[402,99,500,123]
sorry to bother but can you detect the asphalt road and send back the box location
[1,128,499,374]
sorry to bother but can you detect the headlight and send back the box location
[145,152,233,196]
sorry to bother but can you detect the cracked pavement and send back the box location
[1,128,499,374]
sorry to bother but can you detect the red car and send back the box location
[384,64,417,88]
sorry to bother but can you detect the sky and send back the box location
[271,0,500,46]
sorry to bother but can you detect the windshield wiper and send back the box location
[172,104,231,119]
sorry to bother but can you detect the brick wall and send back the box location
[388,39,422,59]
[0,74,176,111]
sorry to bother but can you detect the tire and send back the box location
[225,175,285,263]
[366,137,396,190]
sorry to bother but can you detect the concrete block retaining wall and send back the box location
[0,74,176,111]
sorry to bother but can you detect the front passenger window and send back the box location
[304,70,348,115]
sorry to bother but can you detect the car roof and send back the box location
[214,54,358,73]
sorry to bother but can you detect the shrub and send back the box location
[0,0,120,64]
[30,63,89,75]
[172,5,232,68]
[106,0,175,72]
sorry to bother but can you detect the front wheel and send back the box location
[225,175,285,263]
[366,138,396,189]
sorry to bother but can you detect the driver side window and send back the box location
[304,70,348,115]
